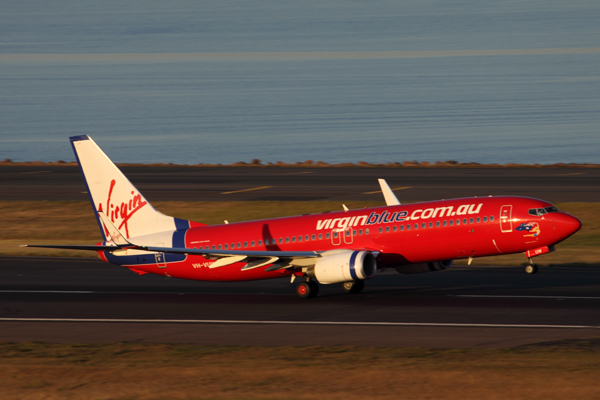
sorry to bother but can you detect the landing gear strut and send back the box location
[296,280,319,298]
[342,280,365,294]
[525,257,538,274]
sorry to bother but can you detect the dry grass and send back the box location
[1,341,599,400]
[2,201,598,266]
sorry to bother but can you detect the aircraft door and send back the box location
[331,229,342,245]
[500,205,513,232]
[343,227,354,245]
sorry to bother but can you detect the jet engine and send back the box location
[309,250,377,284]
[394,260,453,274]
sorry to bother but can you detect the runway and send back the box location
[2,165,599,202]
[1,256,599,348]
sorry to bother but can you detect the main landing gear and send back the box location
[342,280,365,294]
[295,279,367,298]
[525,257,538,274]
[296,280,319,298]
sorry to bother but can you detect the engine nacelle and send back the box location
[394,260,453,274]
[310,250,377,284]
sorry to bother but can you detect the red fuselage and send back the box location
[100,196,581,282]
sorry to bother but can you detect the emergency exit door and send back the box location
[500,205,513,232]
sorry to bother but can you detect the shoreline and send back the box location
[2,160,599,168]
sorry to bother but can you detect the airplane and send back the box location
[24,136,582,298]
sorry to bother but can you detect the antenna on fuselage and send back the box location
[378,179,401,206]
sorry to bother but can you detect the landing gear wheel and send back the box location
[342,280,365,294]
[525,264,538,274]
[296,281,319,298]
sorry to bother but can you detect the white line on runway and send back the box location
[0,318,598,329]
[0,290,96,293]
[453,295,600,300]
[4,291,599,300]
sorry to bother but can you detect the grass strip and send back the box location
[1,340,599,399]
[2,201,598,266]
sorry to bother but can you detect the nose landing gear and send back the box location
[525,257,538,274]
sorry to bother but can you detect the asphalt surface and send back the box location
[1,256,599,348]
[2,166,599,347]
[1,165,599,202]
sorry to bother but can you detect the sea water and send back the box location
[1,0,599,164]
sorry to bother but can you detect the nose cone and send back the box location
[553,212,582,239]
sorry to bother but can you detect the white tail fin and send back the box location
[70,135,195,241]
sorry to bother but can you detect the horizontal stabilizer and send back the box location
[97,211,132,246]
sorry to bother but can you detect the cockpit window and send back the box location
[528,206,559,216]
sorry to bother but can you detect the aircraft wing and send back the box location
[23,212,379,272]
[22,242,324,271]
[137,245,322,270]
[22,244,125,251]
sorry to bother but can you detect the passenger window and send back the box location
[463,219,467,224]
[386,227,390,233]
[366,229,370,235]
[286,238,289,243]
[483,217,487,222]
[326,233,330,239]
[244,242,248,248]
[469,218,473,224]
[437,221,441,227]
[305,235,309,241]
[450,220,453,226]
[225,244,228,249]
[428,222,432,228]
[414,224,419,230]
[218,245,222,250]
[400,225,404,231]
[490,216,494,222]
[476,217,480,223]
[353,230,357,236]
[359,229,363,235]
[298,236,302,242]
[238,242,241,248]
[422,223,426,229]
[379,227,383,233]
[312,234,316,240]
[443,221,447,227]
[258,240,262,246]
[279,238,283,244]
[456,219,460,226]
[318,234,322,240]
[393,226,397,232]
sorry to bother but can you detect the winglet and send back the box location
[378,179,401,206]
